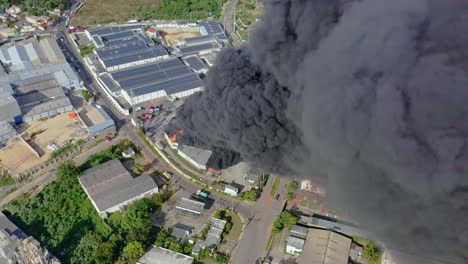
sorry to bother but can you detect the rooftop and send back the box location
[306,214,367,238]
[183,56,208,72]
[287,235,305,250]
[178,41,221,56]
[79,159,158,213]
[290,225,309,239]
[178,145,212,166]
[176,197,205,214]
[298,229,352,264]
[137,246,193,264]
[198,21,227,40]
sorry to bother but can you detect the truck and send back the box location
[196,190,209,198]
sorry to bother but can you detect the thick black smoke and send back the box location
[177,0,468,262]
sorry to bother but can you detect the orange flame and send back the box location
[169,134,177,142]
[208,168,215,173]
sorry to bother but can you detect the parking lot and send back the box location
[152,188,217,236]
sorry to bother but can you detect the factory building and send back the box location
[98,57,202,105]
[0,37,79,124]
[87,25,170,72]
[183,56,208,74]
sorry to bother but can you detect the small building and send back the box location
[171,224,192,244]
[176,197,205,216]
[290,225,308,239]
[137,246,193,264]
[122,147,135,158]
[177,145,212,171]
[286,235,305,256]
[349,243,363,262]
[0,121,17,143]
[78,159,159,218]
[297,229,352,264]
[205,217,226,247]
[224,184,239,197]
[245,173,259,187]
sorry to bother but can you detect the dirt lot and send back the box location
[161,31,201,45]
[71,0,161,25]
[0,113,87,173]
[0,138,42,173]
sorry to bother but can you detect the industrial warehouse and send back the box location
[77,21,227,108]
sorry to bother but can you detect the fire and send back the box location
[169,134,177,142]
[178,129,184,135]
[208,168,215,173]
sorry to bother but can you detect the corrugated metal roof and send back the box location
[178,41,220,56]
[183,56,207,72]
[79,159,158,212]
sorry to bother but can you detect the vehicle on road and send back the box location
[275,194,280,200]
[105,136,113,141]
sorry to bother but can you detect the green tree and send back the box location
[123,241,145,262]
[155,227,171,247]
[131,163,145,176]
[272,211,298,234]
[81,89,91,102]
[121,199,152,241]
[362,241,381,264]
[216,253,228,264]
[241,189,258,201]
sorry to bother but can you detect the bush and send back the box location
[272,211,298,234]
[241,189,259,201]
[362,241,381,264]
[81,90,91,102]
[79,44,94,56]
[244,3,255,10]
[0,176,15,186]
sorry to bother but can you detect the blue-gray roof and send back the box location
[179,42,220,56]
[96,41,148,59]
[87,24,142,36]
[111,58,183,81]
[199,21,224,35]
[183,56,207,71]
[185,35,216,45]
[99,73,119,92]
[131,73,201,96]
[100,46,168,68]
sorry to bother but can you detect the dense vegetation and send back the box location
[146,0,225,20]
[5,141,166,263]
[362,241,381,264]
[0,0,64,15]
[285,180,298,201]
[272,211,298,234]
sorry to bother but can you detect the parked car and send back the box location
[105,136,113,141]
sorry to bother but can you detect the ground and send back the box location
[0,113,87,173]
[152,188,215,236]
[160,31,201,46]
[70,0,161,26]
[235,0,264,42]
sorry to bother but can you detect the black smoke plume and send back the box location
[176,0,468,262]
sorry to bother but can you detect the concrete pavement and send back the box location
[230,176,287,264]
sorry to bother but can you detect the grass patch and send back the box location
[270,176,280,196]
[71,0,162,25]
[0,175,15,186]
[265,232,275,251]
[225,210,242,241]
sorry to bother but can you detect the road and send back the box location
[0,137,118,208]
[230,177,287,264]
[222,0,243,47]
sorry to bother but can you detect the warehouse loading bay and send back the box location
[0,113,87,174]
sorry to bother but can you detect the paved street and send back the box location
[222,0,243,47]
[230,176,287,264]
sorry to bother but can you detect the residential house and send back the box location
[171,224,193,244]
[122,147,135,158]
[224,184,239,196]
